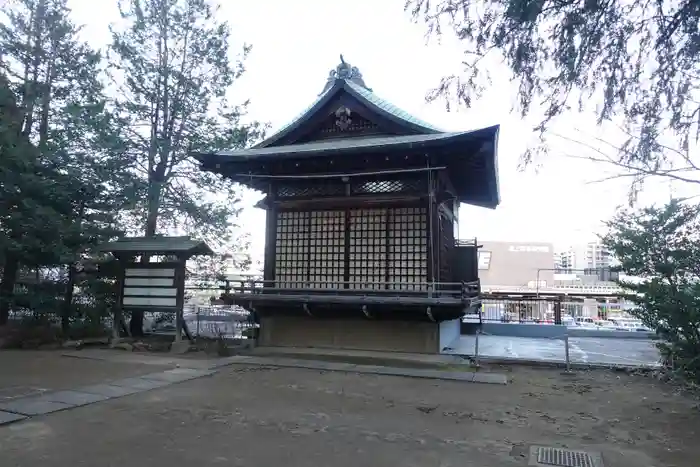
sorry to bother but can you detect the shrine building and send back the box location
[193,56,500,354]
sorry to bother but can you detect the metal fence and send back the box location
[477,297,562,323]
[186,305,256,339]
[470,296,630,324]
[138,304,256,340]
[8,301,257,341]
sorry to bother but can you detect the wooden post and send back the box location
[112,259,125,343]
[174,258,186,343]
[562,335,574,375]
[263,185,277,288]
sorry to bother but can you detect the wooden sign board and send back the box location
[120,262,185,313]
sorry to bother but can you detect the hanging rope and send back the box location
[230,166,447,180]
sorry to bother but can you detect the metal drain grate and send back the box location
[529,446,603,467]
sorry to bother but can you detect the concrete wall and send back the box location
[469,323,655,340]
[259,316,441,354]
[479,241,555,288]
[480,323,567,338]
[439,319,461,351]
[567,328,655,339]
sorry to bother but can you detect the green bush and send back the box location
[603,200,700,383]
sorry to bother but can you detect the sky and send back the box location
[66,0,697,264]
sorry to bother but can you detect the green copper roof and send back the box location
[344,81,442,132]
[255,89,331,148]
[255,56,441,148]
[98,236,213,257]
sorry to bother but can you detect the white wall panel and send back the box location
[125,268,175,277]
[123,287,177,297]
[123,296,177,307]
[124,278,174,287]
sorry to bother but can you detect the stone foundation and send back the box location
[258,316,461,354]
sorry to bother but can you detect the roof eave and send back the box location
[97,237,214,258]
[447,125,500,208]
[490,126,501,207]
[195,127,498,163]
[195,125,501,210]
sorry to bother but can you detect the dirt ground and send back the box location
[0,350,174,398]
[1,360,698,467]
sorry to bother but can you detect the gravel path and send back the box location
[1,362,697,467]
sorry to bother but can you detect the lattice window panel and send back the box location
[387,207,428,291]
[274,207,428,292]
[277,182,345,198]
[309,210,345,289]
[274,211,310,288]
[348,208,387,290]
[351,177,424,195]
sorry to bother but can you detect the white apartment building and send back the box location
[556,241,613,274]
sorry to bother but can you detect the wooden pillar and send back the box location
[112,258,125,342]
[263,185,277,287]
[174,258,187,342]
[427,174,439,291]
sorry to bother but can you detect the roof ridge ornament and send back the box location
[319,54,372,95]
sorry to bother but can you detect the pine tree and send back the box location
[109,0,263,334]
[0,0,122,325]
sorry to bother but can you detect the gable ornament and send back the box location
[334,106,352,130]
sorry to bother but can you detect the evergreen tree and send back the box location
[109,0,263,334]
[602,200,700,382]
[0,73,39,324]
[408,1,700,179]
[0,0,122,325]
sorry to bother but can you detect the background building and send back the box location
[556,241,612,273]
[478,241,555,289]
[476,240,626,321]
[477,239,620,293]
[554,241,618,284]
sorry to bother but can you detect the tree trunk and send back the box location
[129,8,170,337]
[61,265,75,335]
[62,199,85,336]
[129,182,162,337]
[0,254,19,326]
[128,306,144,336]
[20,0,47,139]
[144,181,161,237]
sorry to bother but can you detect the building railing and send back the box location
[483,284,625,295]
[477,297,560,323]
[466,296,633,324]
[224,280,480,298]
